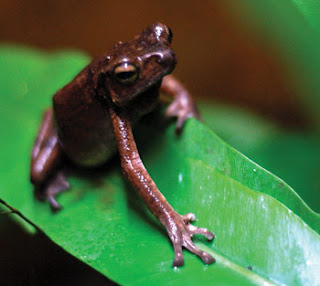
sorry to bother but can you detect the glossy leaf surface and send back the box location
[201,103,320,214]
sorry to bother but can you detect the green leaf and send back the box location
[201,103,320,214]
[1,46,319,286]
[290,0,320,33]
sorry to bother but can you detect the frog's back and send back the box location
[53,66,116,167]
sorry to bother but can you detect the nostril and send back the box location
[155,53,163,63]
[143,50,176,68]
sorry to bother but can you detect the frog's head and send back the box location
[94,23,176,107]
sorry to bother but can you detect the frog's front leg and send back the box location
[30,108,70,210]
[161,75,202,133]
[110,108,215,267]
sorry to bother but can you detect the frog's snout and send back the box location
[158,49,177,69]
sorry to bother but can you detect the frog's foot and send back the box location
[36,171,70,211]
[165,212,215,267]
[166,99,201,134]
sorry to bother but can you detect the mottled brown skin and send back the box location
[30,23,215,267]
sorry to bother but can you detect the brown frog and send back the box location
[30,23,215,267]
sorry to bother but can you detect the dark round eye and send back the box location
[113,63,138,84]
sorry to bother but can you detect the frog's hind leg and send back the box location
[30,108,70,210]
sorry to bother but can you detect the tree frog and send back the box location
[30,23,215,267]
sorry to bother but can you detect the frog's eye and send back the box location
[113,63,139,84]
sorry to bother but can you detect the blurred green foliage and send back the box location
[229,0,320,127]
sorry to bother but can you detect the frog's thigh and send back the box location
[30,108,62,185]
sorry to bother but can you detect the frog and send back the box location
[30,23,215,267]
